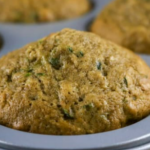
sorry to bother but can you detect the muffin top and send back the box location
[91,0,150,54]
[0,0,90,23]
[0,28,150,135]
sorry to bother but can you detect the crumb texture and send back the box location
[0,29,150,135]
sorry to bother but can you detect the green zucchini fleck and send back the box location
[97,61,102,70]
[27,69,33,73]
[68,47,73,53]
[62,108,74,119]
[49,58,61,70]
[84,103,94,111]
[37,73,45,76]
[76,51,84,58]
[25,73,32,77]
[124,77,128,87]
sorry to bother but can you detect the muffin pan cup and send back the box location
[0,0,150,149]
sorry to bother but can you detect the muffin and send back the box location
[91,0,150,54]
[0,0,90,23]
[0,28,150,135]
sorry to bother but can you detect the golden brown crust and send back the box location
[91,0,150,54]
[0,0,90,23]
[0,29,150,135]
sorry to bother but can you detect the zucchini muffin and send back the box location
[0,28,150,135]
[91,0,150,54]
[0,0,90,23]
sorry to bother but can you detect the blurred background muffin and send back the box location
[0,0,91,23]
[91,0,150,54]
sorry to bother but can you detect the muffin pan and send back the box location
[0,34,3,50]
[0,0,150,150]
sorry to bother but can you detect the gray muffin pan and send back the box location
[0,0,150,150]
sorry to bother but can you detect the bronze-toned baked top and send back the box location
[0,29,150,135]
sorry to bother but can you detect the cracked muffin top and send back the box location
[91,0,150,54]
[0,28,150,135]
[0,0,90,23]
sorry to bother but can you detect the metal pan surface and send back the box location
[0,0,150,150]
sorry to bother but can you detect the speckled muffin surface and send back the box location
[91,0,150,54]
[0,29,150,135]
[0,0,90,23]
